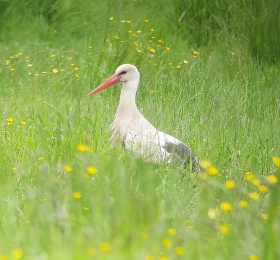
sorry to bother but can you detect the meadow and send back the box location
[0,0,280,259]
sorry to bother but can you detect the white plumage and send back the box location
[88,64,201,171]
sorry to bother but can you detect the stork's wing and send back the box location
[159,132,201,172]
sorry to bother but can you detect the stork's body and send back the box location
[88,64,200,171]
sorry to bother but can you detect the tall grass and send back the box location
[0,0,280,259]
[1,0,280,65]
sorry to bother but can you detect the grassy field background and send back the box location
[0,0,280,259]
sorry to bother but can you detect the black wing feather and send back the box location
[163,140,202,172]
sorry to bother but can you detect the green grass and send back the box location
[0,0,280,259]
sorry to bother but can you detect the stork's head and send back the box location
[115,64,139,83]
[88,64,140,96]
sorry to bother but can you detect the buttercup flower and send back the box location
[220,202,232,212]
[99,242,110,251]
[73,192,82,199]
[266,175,277,184]
[272,157,280,167]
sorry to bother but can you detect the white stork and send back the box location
[88,64,201,172]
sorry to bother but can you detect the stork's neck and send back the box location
[116,79,141,117]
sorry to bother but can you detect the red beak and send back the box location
[88,74,120,96]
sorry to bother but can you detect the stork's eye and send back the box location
[119,70,127,76]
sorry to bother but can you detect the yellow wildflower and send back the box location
[175,247,185,256]
[207,166,218,175]
[162,239,171,248]
[145,256,154,260]
[12,167,17,171]
[144,19,149,23]
[99,242,110,251]
[77,144,89,152]
[126,20,131,23]
[73,191,82,199]
[200,160,211,169]
[38,157,44,161]
[249,254,258,260]
[84,207,89,211]
[261,213,268,220]
[272,157,280,167]
[51,54,56,58]
[177,65,181,69]
[21,121,27,125]
[120,20,125,23]
[0,254,7,260]
[11,248,23,260]
[219,224,230,234]
[86,166,98,174]
[239,200,248,208]
[53,68,58,73]
[88,45,93,49]
[193,51,199,55]
[27,64,33,67]
[249,192,259,201]
[225,180,235,189]
[64,165,73,172]
[200,160,218,175]
[252,179,260,186]
[158,40,164,43]
[245,172,255,181]
[150,28,155,32]
[150,90,155,94]
[109,17,114,21]
[257,185,268,193]
[231,52,235,56]
[7,117,14,126]
[220,202,232,212]
[168,228,176,235]
[266,175,278,184]
[150,48,155,53]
